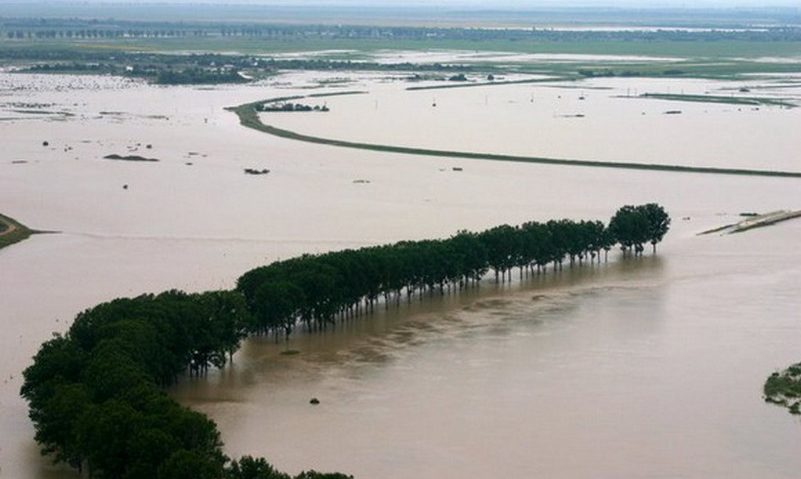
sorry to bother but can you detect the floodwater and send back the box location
[266,76,801,172]
[1,69,801,478]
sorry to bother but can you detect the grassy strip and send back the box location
[0,213,35,250]
[227,95,801,179]
[639,93,797,108]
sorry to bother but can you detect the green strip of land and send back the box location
[228,95,801,179]
[0,213,34,250]
[638,93,797,108]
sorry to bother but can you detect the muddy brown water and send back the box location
[1,70,800,478]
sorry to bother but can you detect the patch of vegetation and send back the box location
[0,213,35,250]
[765,363,801,416]
[155,67,247,85]
[256,102,329,113]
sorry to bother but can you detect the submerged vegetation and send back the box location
[22,204,668,478]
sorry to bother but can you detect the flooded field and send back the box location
[2,69,801,478]
[264,76,801,172]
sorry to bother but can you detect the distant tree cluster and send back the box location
[154,68,246,85]
[22,204,668,477]
[255,102,329,112]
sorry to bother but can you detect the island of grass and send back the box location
[765,363,801,415]
[227,94,801,179]
[637,93,797,108]
[0,213,35,250]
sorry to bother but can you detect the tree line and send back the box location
[21,204,668,479]
[239,203,668,339]
[4,18,801,43]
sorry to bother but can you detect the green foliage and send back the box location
[158,450,223,479]
[238,205,670,337]
[20,290,262,479]
[294,472,354,479]
[764,363,801,416]
[609,203,671,253]
[227,456,291,479]
[154,67,247,85]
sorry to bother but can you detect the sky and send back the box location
[5,0,800,7]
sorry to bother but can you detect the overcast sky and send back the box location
[8,0,801,7]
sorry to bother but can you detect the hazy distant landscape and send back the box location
[1,2,800,479]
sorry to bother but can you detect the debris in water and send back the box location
[244,168,270,175]
[104,154,159,162]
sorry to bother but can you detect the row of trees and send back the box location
[237,204,669,339]
[22,204,668,478]
[4,22,801,43]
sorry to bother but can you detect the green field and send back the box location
[3,36,801,59]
